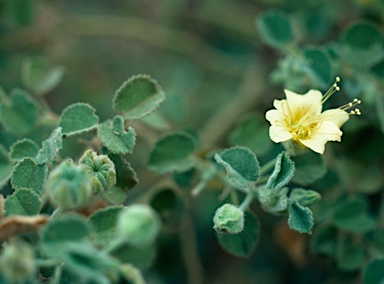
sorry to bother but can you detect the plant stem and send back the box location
[239,190,255,211]
[179,193,204,284]
[51,263,64,284]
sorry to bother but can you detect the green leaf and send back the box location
[35,127,62,165]
[310,225,338,256]
[97,116,136,154]
[89,206,123,248]
[258,186,288,214]
[11,157,47,195]
[266,151,295,191]
[113,75,165,120]
[147,131,196,174]
[229,115,272,157]
[22,56,65,95]
[107,153,138,190]
[0,89,38,135]
[216,212,259,257]
[342,22,384,67]
[59,103,99,137]
[289,188,321,206]
[110,243,156,270]
[364,258,384,284]
[0,145,15,188]
[288,201,314,234]
[5,188,42,216]
[336,234,365,271]
[215,146,260,189]
[257,10,294,48]
[10,139,39,161]
[304,46,333,87]
[291,151,326,186]
[41,214,90,257]
[332,198,375,233]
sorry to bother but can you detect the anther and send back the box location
[336,76,340,82]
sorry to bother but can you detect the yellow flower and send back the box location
[266,78,361,154]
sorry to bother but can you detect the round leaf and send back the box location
[216,212,259,257]
[97,116,136,154]
[10,139,39,161]
[304,47,333,87]
[5,188,42,216]
[11,157,47,195]
[257,10,294,48]
[113,75,165,120]
[215,146,260,189]
[0,89,38,135]
[59,103,99,137]
[364,258,384,284]
[147,131,196,174]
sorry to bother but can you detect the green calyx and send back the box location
[213,203,244,234]
[79,150,116,194]
[45,159,92,210]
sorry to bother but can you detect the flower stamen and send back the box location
[321,77,341,104]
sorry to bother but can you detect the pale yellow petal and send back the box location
[284,89,322,116]
[320,109,349,127]
[269,125,292,143]
[299,121,342,154]
[273,99,285,112]
[265,109,285,125]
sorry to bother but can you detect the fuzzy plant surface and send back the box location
[0,1,383,284]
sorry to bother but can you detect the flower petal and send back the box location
[284,89,323,116]
[273,99,285,111]
[266,109,285,125]
[320,109,349,128]
[269,125,292,143]
[299,121,342,154]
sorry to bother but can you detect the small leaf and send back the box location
[0,89,38,135]
[336,234,365,271]
[10,139,39,161]
[291,151,326,186]
[215,146,260,189]
[288,201,314,234]
[289,188,321,206]
[97,116,136,154]
[332,198,375,233]
[0,145,14,188]
[22,56,65,95]
[107,153,138,190]
[5,188,42,216]
[113,75,165,120]
[89,206,123,248]
[266,151,295,191]
[257,10,294,48]
[35,127,63,165]
[364,258,384,284]
[110,243,156,270]
[229,115,272,157]
[59,103,99,137]
[310,225,338,256]
[147,131,196,174]
[342,22,384,67]
[101,186,127,205]
[11,157,48,195]
[304,46,333,87]
[216,212,260,257]
[41,214,90,257]
[258,186,288,214]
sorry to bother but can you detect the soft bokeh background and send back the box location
[1,0,384,283]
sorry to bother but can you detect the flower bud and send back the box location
[213,203,244,234]
[45,159,92,209]
[79,150,116,194]
[0,240,35,282]
[117,204,161,247]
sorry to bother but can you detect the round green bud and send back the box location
[45,159,92,209]
[0,241,35,282]
[79,149,116,194]
[117,204,161,247]
[213,203,244,234]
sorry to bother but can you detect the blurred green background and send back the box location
[1,0,384,283]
